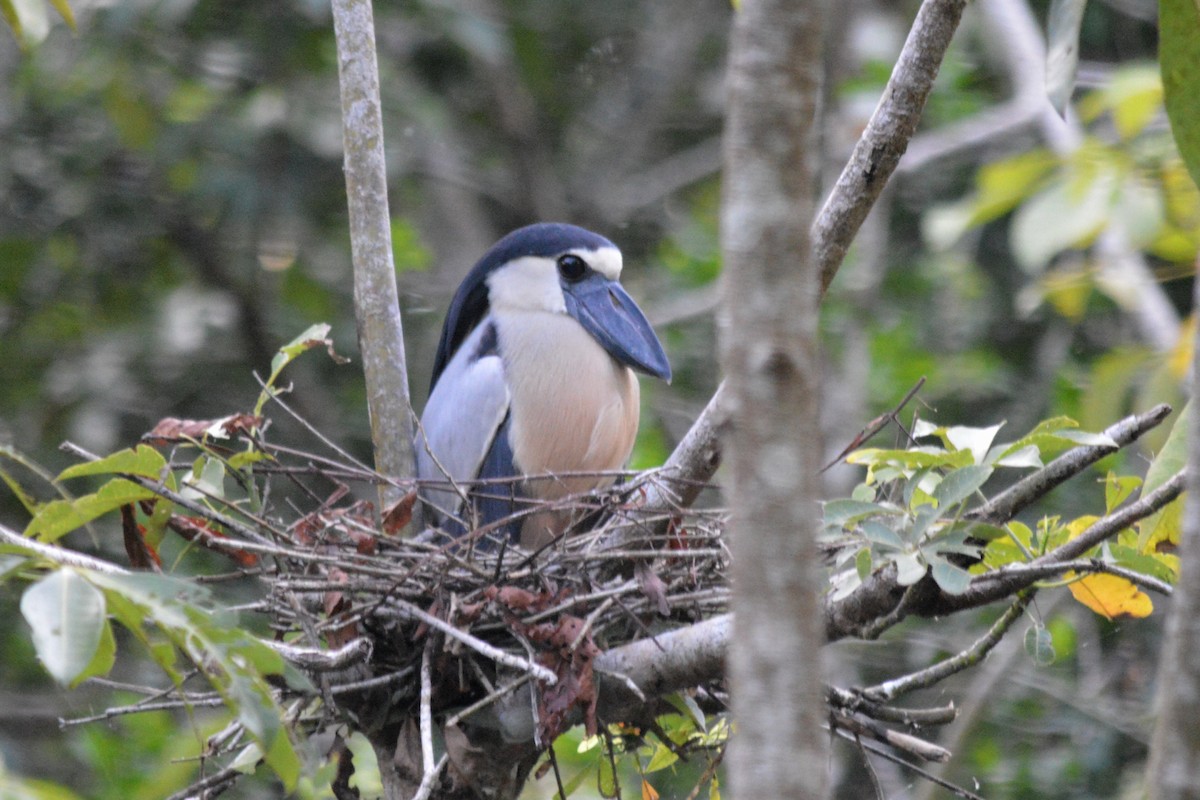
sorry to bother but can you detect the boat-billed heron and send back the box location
[417,223,671,548]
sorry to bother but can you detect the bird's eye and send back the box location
[557,254,588,282]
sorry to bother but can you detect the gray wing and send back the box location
[416,319,511,527]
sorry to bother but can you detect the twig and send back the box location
[822,377,926,473]
[969,403,1173,525]
[682,745,726,800]
[419,643,435,778]
[254,376,374,474]
[59,441,280,546]
[329,667,415,696]
[0,522,129,575]
[444,675,533,728]
[991,558,1174,597]
[380,599,558,684]
[63,695,229,726]
[162,767,241,800]
[268,637,372,672]
[826,686,957,727]
[831,711,951,762]
[950,473,1186,611]
[864,590,1034,702]
[409,754,449,800]
[834,728,986,800]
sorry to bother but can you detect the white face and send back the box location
[485,246,623,313]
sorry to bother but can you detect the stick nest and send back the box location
[254,461,729,739]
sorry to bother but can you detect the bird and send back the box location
[416,223,671,549]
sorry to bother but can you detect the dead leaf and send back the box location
[635,560,670,617]
[531,615,600,741]
[167,515,259,568]
[142,414,263,443]
[382,490,418,535]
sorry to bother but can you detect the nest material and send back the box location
[261,469,730,742]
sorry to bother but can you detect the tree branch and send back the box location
[825,404,1178,640]
[864,590,1034,702]
[813,0,968,294]
[332,0,417,512]
[968,403,1173,525]
[636,0,971,520]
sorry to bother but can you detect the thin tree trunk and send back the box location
[1145,268,1200,797]
[719,0,830,797]
[332,0,417,513]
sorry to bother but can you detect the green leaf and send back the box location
[597,747,617,798]
[0,0,22,40]
[58,445,167,481]
[48,0,75,30]
[928,556,973,595]
[1078,64,1163,139]
[85,571,299,785]
[1025,624,1057,665]
[893,552,927,586]
[664,693,707,733]
[1002,416,1116,458]
[989,444,1043,469]
[966,523,1010,542]
[72,618,117,688]
[846,446,973,471]
[0,460,42,515]
[972,150,1059,224]
[860,520,904,550]
[933,530,985,559]
[644,741,679,773]
[262,727,302,792]
[822,499,895,529]
[20,570,107,686]
[256,323,339,415]
[1109,544,1179,583]
[1138,402,1189,550]
[1161,0,1200,188]
[1045,0,1088,116]
[229,742,264,775]
[25,478,157,542]
[1104,472,1142,513]
[1010,162,1116,272]
[185,456,226,500]
[1054,429,1118,447]
[933,465,994,511]
[946,424,1004,464]
[855,548,873,580]
[2,0,50,45]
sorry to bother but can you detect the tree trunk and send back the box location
[718,0,830,797]
[1145,270,1200,798]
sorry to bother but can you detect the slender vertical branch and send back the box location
[332,0,416,512]
[813,0,967,293]
[647,0,969,506]
[719,0,830,797]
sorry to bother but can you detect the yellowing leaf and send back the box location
[1067,573,1153,619]
[1041,265,1094,321]
[1168,313,1196,381]
[642,779,660,800]
[1138,402,1189,551]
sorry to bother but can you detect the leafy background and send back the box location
[0,0,1195,797]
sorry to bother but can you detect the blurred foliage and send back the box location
[0,0,1194,797]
